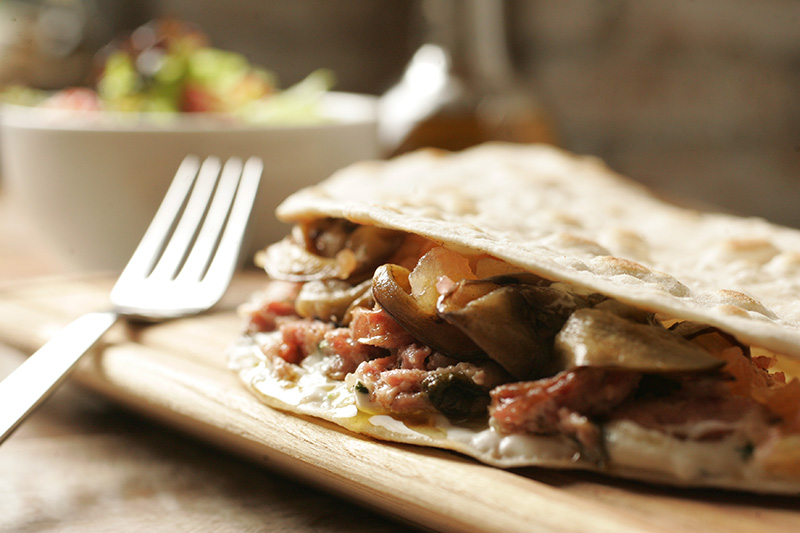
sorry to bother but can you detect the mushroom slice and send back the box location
[294,279,373,325]
[438,282,586,380]
[344,224,406,272]
[371,264,481,358]
[258,237,348,281]
[554,308,725,373]
[258,221,404,282]
[421,370,491,422]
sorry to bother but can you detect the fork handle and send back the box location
[0,311,119,444]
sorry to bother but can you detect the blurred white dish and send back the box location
[0,92,380,272]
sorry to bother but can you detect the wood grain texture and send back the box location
[0,274,797,533]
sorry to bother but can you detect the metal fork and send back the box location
[0,155,263,444]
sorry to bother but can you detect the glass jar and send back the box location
[379,0,556,155]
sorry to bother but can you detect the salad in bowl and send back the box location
[2,18,336,125]
[0,19,380,271]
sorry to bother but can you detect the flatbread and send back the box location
[276,143,800,360]
[229,143,800,494]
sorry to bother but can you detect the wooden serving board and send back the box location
[0,274,798,532]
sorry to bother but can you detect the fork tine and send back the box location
[117,155,201,280]
[202,156,263,292]
[177,157,244,281]
[149,156,222,280]
[1,154,261,444]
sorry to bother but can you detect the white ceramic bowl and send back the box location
[0,92,380,272]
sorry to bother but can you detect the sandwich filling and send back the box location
[231,217,800,488]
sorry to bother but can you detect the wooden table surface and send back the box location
[0,192,412,532]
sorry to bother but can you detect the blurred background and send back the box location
[1,0,799,227]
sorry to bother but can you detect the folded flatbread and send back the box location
[228,143,800,494]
